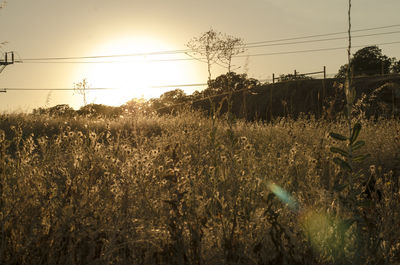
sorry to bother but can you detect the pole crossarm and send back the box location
[0,51,14,66]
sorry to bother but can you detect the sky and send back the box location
[0,0,399,112]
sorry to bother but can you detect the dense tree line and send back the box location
[336,46,400,78]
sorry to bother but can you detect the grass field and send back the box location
[0,111,399,264]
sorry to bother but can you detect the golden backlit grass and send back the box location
[0,111,399,265]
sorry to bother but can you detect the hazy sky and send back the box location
[0,0,399,112]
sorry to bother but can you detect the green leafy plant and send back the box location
[329,122,370,174]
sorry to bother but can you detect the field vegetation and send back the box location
[1,2,400,264]
[0,110,399,264]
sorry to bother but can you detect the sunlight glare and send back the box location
[75,36,198,107]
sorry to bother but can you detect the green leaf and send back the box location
[350,123,362,144]
[329,132,347,141]
[330,147,349,157]
[333,157,352,171]
[357,200,373,208]
[341,218,357,232]
[333,183,348,192]
[351,140,365,151]
[353,154,371,162]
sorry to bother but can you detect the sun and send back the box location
[74,36,199,107]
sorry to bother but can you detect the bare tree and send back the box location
[186,28,223,83]
[74,78,90,106]
[218,34,245,73]
[186,29,246,80]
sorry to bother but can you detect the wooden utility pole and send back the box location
[0,52,14,93]
[0,51,14,74]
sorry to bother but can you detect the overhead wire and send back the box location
[15,40,400,64]
[235,40,400,58]
[245,30,400,49]
[15,23,400,62]
[245,23,400,45]
[2,23,400,93]
[1,83,208,91]
[1,87,115,91]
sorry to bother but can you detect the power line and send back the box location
[235,40,400,58]
[245,30,400,49]
[2,71,399,93]
[20,49,192,61]
[1,87,115,91]
[151,83,207,88]
[154,74,400,112]
[16,40,400,64]
[245,23,400,45]
[0,83,208,91]
[16,23,400,62]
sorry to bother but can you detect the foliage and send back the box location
[0,111,399,265]
[391,59,400,74]
[77,103,123,118]
[202,72,260,96]
[148,89,190,114]
[32,104,75,117]
[278,73,314,82]
[336,46,395,78]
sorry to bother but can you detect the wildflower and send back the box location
[370,165,376,174]
[289,147,297,156]
[239,136,248,143]
[208,166,215,175]
[151,149,159,156]
[221,155,227,163]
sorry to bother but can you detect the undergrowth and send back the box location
[0,111,399,264]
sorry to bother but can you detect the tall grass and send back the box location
[0,111,399,265]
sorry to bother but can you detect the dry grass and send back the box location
[0,111,399,264]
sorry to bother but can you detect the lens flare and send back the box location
[267,182,356,259]
[267,182,299,211]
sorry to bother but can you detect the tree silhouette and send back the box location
[391,59,400,74]
[74,78,90,106]
[206,72,259,96]
[218,34,245,73]
[336,46,393,78]
[186,28,223,83]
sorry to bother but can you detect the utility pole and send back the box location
[0,52,14,93]
[0,51,14,74]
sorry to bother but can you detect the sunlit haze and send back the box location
[0,0,399,112]
[75,36,199,106]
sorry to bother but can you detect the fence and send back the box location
[272,66,326,83]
